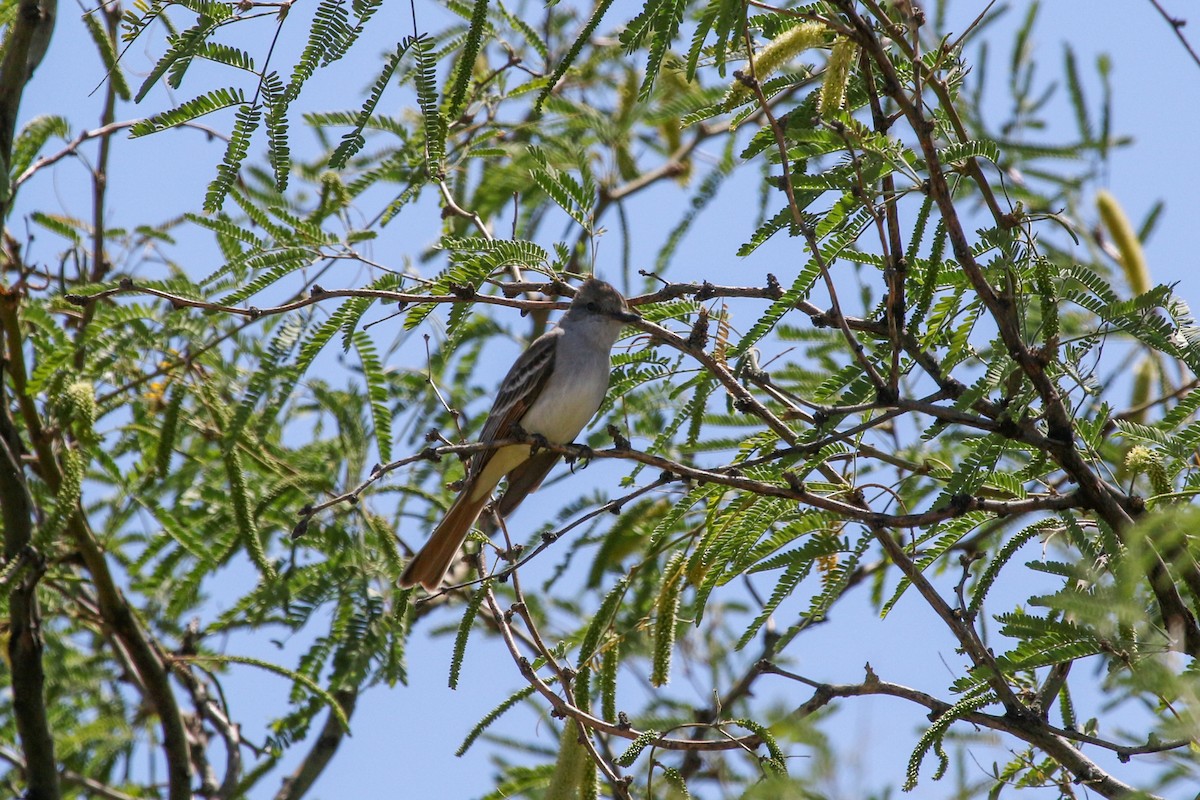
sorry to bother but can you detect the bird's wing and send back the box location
[469,328,560,479]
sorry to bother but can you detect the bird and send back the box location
[399,277,640,591]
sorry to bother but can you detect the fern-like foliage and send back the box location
[205,104,260,211]
[130,87,247,137]
[12,3,1200,799]
[328,40,410,170]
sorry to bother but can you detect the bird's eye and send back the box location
[586,301,598,312]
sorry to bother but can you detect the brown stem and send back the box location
[768,664,1161,799]
[510,575,630,798]
[3,271,192,799]
[171,659,244,798]
[13,119,229,189]
[739,29,886,392]
[869,522,1025,713]
[1147,0,1200,72]
[0,0,56,221]
[74,3,121,375]
[0,291,59,800]
[273,688,358,800]
[481,584,761,754]
[859,52,906,397]
[69,520,194,800]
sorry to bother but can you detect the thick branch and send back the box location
[2,283,192,799]
[0,297,59,800]
[69,520,193,800]
[273,689,357,800]
[0,0,54,228]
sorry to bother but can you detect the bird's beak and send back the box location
[616,308,642,324]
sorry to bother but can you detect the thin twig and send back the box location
[481,584,763,754]
[14,120,228,187]
[739,28,886,393]
[766,663,1170,798]
[1148,0,1200,71]
[0,746,140,800]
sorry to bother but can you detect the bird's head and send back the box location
[571,277,640,324]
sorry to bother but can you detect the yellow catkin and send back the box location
[1096,189,1149,296]
[64,380,96,430]
[40,447,83,544]
[1124,445,1153,473]
[726,22,829,106]
[817,552,840,586]
[650,552,685,687]
[546,722,593,800]
[1125,445,1170,498]
[819,37,858,115]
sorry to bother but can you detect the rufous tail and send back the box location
[399,489,491,590]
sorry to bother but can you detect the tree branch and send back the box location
[0,294,59,800]
[1147,0,1200,72]
[273,688,358,800]
[482,583,763,755]
[0,745,137,800]
[768,663,1162,799]
[838,0,1200,656]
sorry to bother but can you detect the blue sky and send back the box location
[11,1,1200,797]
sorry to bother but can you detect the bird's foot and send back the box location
[565,442,594,471]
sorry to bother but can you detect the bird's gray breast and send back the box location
[519,336,610,443]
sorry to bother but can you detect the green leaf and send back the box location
[329,40,410,170]
[457,685,536,756]
[445,0,489,120]
[182,653,350,732]
[577,577,629,668]
[263,71,291,190]
[934,138,1000,166]
[135,8,231,102]
[30,211,85,243]
[528,147,594,231]
[10,114,68,182]
[732,256,822,356]
[222,446,276,580]
[352,331,394,463]
[155,382,186,478]
[448,586,487,689]
[205,104,261,212]
[636,0,687,100]
[83,11,132,100]
[535,0,620,112]
[738,560,807,650]
[224,316,305,449]
[413,35,446,170]
[130,87,247,137]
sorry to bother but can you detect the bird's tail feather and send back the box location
[399,489,490,591]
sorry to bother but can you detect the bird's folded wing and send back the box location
[469,328,559,479]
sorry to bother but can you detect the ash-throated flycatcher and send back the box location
[399,278,639,590]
